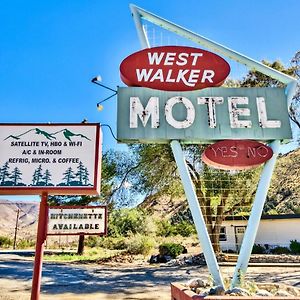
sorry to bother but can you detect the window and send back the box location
[219,226,227,241]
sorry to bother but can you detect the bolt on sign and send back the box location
[0,123,101,195]
[48,206,107,236]
[117,87,292,143]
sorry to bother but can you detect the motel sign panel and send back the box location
[117,87,292,143]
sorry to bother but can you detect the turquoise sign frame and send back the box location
[117,86,292,143]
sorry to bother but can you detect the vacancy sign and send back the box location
[48,206,107,235]
[0,123,101,195]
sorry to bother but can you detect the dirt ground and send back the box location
[0,253,300,300]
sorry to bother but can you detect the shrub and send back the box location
[252,244,266,254]
[97,236,127,250]
[174,221,196,237]
[126,235,155,255]
[108,208,152,237]
[156,220,174,237]
[86,236,100,248]
[290,240,300,254]
[17,239,35,249]
[0,236,12,248]
[270,246,291,254]
[159,242,185,258]
[156,219,196,237]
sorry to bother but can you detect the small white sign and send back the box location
[48,206,107,235]
[0,124,101,195]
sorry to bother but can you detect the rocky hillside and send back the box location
[141,148,300,218]
[266,148,300,214]
[0,199,39,239]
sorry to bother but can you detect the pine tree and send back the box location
[10,167,22,186]
[76,161,85,185]
[43,169,52,186]
[62,167,75,185]
[82,167,90,185]
[32,164,43,185]
[0,162,10,185]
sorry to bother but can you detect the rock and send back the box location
[209,286,225,296]
[286,286,298,296]
[187,278,209,289]
[226,287,250,296]
[149,254,172,263]
[149,255,158,264]
[275,290,293,297]
[195,288,208,297]
[256,289,273,296]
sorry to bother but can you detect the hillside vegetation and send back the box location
[141,148,300,218]
[266,148,300,214]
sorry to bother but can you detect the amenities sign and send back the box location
[117,87,292,143]
[48,206,107,235]
[0,123,101,195]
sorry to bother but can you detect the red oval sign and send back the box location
[202,140,273,170]
[120,46,230,91]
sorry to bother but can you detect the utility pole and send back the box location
[13,208,20,250]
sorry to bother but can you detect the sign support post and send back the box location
[170,140,224,288]
[31,192,48,300]
[230,140,280,288]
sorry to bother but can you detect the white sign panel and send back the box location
[0,124,101,195]
[48,206,107,235]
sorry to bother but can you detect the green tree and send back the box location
[43,169,52,186]
[0,162,10,185]
[82,167,89,185]
[75,161,85,185]
[10,167,22,186]
[32,164,43,185]
[129,144,259,252]
[62,167,75,185]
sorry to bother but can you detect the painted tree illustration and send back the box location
[76,161,85,185]
[0,162,10,185]
[32,164,43,185]
[10,167,22,186]
[62,167,75,185]
[82,167,90,185]
[43,169,52,186]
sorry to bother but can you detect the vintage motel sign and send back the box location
[125,4,297,290]
[117,87,292,143]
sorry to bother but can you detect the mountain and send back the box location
[140,148,300,218]
[0,199,39,239]
[265,148,300,214]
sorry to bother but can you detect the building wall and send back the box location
[220,218,300,251]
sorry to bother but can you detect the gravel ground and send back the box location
[0,253,300,300]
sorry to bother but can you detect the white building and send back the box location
[220,214,300,252]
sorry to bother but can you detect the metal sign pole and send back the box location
[230,140,280,288]
[170,140,224,288]
[31,192,48,300]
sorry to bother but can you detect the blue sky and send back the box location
[1,0,299,201]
